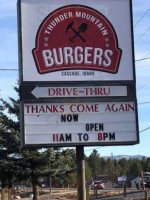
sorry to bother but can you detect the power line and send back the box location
[137,79,150,92]
[84,126,150,153]
[134,8,150,28]
[135,51,150,66]
[139,127,150,133]
[0,54,149,72]
[135,56,150,62]
[0,68,18,71]
[0,10,150,72]
[143,51,150,58]
[135,27,150,44]
[85,126,150,154]
[0,51,149,72]
[138,102,150,105]
[85,127,150,154]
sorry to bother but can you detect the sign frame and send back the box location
[20,81,136,101]
[20,99,139,148]
[18,0,139,148]
[18,0,136,84]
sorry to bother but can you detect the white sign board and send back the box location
[118,176,127,182]
[31,86,127,99]
[19,0,134,82]
[22,101,138,146]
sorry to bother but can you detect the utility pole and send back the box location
[76,146,86,200]
[141,170,148,200]
[111,152,114,188]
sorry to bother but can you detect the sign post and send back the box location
[76,146,86,200]
[18,0,139,199]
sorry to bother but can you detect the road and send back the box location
[95,189,150,199]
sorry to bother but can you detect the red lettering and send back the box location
[85,88,89,95]
[53,134,58,142]
[128,104,134,111]
[111,104,117,112]
[39,105,45,113]
[46,105,53,112]
[53,105,59,113]
[70,104,99,113]
[98,133,103,141]
[26,105,30,113]
[103,87,110,95]
[105,103,135,112]
[56,88,61,96]
[95,104,99,112]
[119,104,125,112]
[77,104,84,112]
[98,88,103,95]
[70,104,76,113]
[86,104,94,112]
[60,105,64,113]
[105,104,111,112]
[32,105,38,113]
[48,88,55,96]
[66,88,72,95]
[73,88,78,96]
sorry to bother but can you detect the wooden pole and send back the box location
[76,146,86,200]
[141,170,148,200]
[123,182,127,198]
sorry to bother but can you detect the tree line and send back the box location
[85,150,150,183]
[0,86,150,200]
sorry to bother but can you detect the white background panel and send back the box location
[21,0,134,81]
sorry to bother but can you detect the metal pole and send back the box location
[76,146,86,200]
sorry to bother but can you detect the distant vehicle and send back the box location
[91,181,105,190]
[136,172,150,189]
[39,183,47,188]
[113,185,122,188]
[144,172,150,188]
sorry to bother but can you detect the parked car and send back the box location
[113,185,122,188]
[136,172,150,189]
[91,181,104,190]
[136,179,150,189]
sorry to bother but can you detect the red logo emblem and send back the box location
[33,5,122,74]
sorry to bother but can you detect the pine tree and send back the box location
[128,158,142,177]
[85,160,92,181]
[0,86,20,200]
[0,85,77,200]
[113,159,122,182]
[87,149,101,179]
[100,157,107,175]
[118,158,129,176]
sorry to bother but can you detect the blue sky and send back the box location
[0,0,150,157]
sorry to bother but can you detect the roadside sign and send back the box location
[18,0,135,82]
[18,0,139,147]
[20,83,136,101]
[18,2,138,199]
[118,176,127,182]
[21,101,139,146]
[31,86,127,99]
